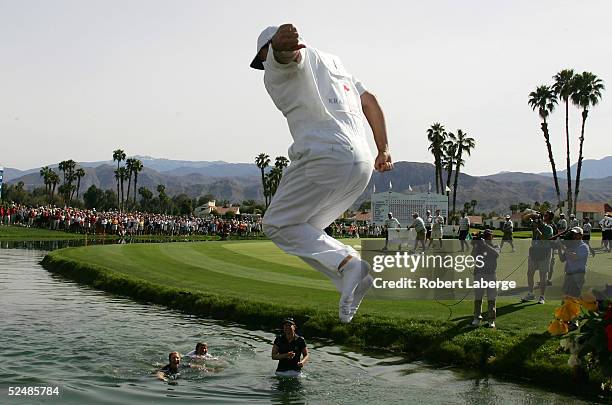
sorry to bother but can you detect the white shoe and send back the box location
[521,293,535,303]
[339,258,368,323]
[538,296,545,304]
[349,274,374,318]
[488,321,496,328]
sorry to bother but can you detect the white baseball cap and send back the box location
[250,26,278,70]
[570,226,583,235]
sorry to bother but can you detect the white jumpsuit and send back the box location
[261,44,374,292]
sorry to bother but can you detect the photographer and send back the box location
[521,210,554,304]
[470,229,500,328]
[558,227,589,300]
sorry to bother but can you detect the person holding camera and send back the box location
[558,227,589,299]
[470,229,500,328]
[521,210,554,304]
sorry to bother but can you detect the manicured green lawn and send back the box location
[54,239,592,335]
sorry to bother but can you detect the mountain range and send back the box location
[3,156,611,213]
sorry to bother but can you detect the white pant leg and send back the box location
[263,144,372,277]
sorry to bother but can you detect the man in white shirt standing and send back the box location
[383,212,401,251]
[408,212,427,253]
[428,209,444,249]
[458,212,470,252]
[252,24,393,323]
[600,213,612,252]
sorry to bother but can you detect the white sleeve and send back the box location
[264,44,305,75]
[352,75,367,95]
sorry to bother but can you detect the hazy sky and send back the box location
[1,0,611,175]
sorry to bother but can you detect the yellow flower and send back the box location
[555,300,581,322]
[580,292,598,312]
[548,320,569,336]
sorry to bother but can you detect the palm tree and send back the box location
[274,156,290,170]
[125,158,136,209]
[528,84,562,211]
[39,166,51,197]
[552,69,576,215]
[117,167,128,211]
[427,123,446,194]
[131,159,143,206]
[267,167,283,198]
[570,72,605,214]
[114,169,121,209]
[442,134,457,194]
[157,184,167,213]
[75,168,85,200]
[255,153,271,207]
[49,170,60,199]
[452,129,475,217]
[470,199,477,214]
[113,149,126,209]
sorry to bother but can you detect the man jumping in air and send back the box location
[251,24,392,323]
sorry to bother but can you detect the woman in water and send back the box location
[271,318,309,377]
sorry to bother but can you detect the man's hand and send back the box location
[285,351,295,359]
[272,24,306,52]
[375,150,393,172]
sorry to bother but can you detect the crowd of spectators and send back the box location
[0,203,263,238]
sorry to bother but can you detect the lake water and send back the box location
[0,243,593,404]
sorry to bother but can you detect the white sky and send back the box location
[1,0,611,175]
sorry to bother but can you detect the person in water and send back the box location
[271,318,309,377]
[156,351,187,381]
[156,351,206,381]
[186,342,214,359]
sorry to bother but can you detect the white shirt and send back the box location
[459,217,470,230]
[412,217,426,232]
[384,217,401,229]
[557,219,567,231]
[433,215,444,231]
[583,223,592,235]
[263,45,371,160]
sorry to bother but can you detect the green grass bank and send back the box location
[41,240,609,397]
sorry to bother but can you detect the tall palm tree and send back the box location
[274,156,290,170]
[452,129,475,217]
[442,133,457,194]
[49,170,60,199]
[75,168,85,200]
[157,184,167,213]
[255,153,271,207]
[125,158,136,209]
[570,72,605,214]
[552,69,576,215]
[114,169,121,210]
[39,166,51,197]
[528,85,561,210]
[117,167,128,211]
[113,149,126,209]
[131,159,143,206]
[427,123,446,194]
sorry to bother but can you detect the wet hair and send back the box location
[195,342,208,354]
[169,351,180,362]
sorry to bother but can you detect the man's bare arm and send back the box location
[271,24,304,65]
[361,91,392,172]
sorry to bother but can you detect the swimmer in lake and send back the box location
[186,342,215,359]
[271,318,309,377]
[156,351,187,381]
[156,351,205,381]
